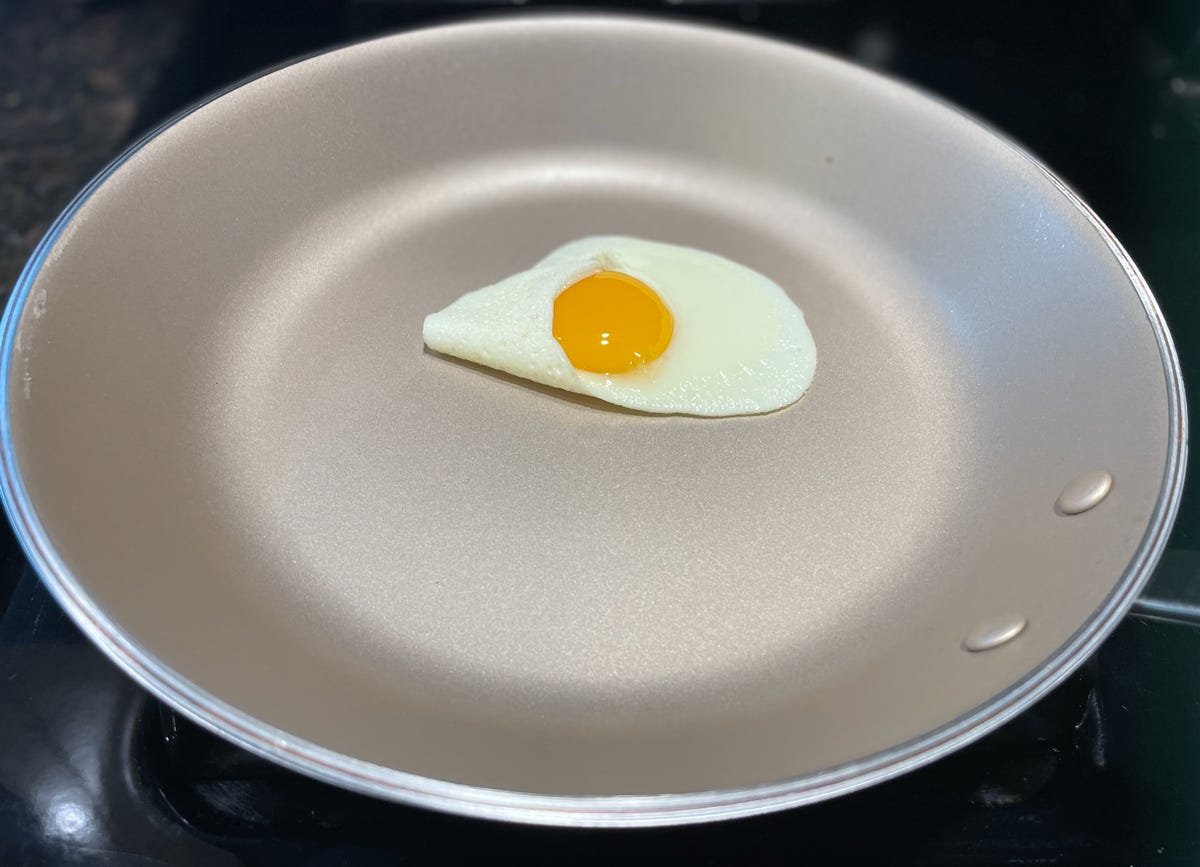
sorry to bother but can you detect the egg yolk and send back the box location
[552,271,674,374]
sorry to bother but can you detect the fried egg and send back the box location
[422,236,816,416]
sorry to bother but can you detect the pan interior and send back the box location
[6,18,1174,798]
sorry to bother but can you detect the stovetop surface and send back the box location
[2,1,1200,864]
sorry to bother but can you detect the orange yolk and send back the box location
[552,271,674,374]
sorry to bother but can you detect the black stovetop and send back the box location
[3,1,1200,864]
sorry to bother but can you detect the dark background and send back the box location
[3,1,1200,864]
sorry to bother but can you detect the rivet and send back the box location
[1056,470,1113,515]
[963,615,1027,652]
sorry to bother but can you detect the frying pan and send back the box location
[0,15,1186,826]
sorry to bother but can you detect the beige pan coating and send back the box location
[0,16,1185,826]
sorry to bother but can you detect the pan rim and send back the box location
[0,14,1187,827]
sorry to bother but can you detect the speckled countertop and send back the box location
[0,0,191,296]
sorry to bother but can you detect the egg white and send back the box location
[422,236,816,416]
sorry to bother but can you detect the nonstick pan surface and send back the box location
[0,16,1185,826]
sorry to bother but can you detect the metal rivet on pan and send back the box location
[963,615,1027,652]
[1056,470,1113,515]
